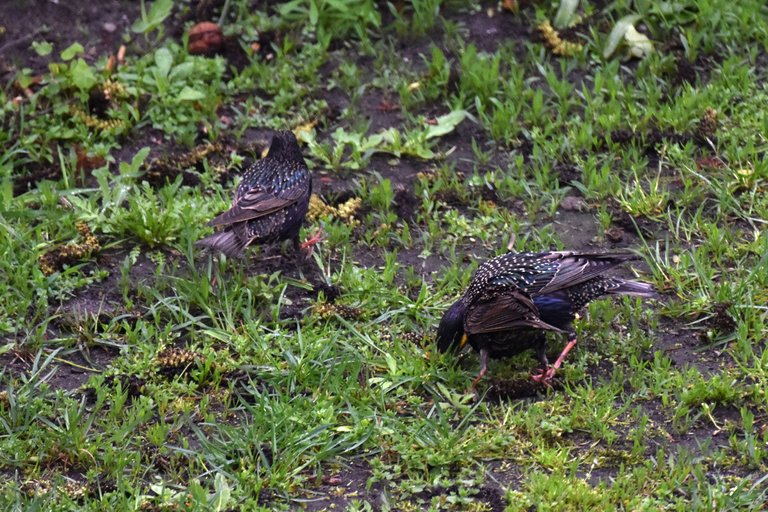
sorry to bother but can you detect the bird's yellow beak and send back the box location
[459,333,468,348]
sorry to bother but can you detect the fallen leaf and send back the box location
[554,0,580,29]
[603,14,642,59]
[624,25,653,59]
[424,109,468,139]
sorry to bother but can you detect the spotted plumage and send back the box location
[437,250,656,386]
[196,130,311,257]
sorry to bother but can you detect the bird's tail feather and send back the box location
[195,231,248,258]
[608,279,657,298]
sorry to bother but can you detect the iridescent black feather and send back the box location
[437,250,655,370]
[197,131,311,257]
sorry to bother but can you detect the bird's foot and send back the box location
[468,372,486,393]
[531,366,557,385]
[531,338,577,386]
[467,351,489,393]
[300,228,325,257]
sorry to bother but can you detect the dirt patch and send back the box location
[0,345,112,392]
[111,130,278,191]
[360,89,406,134]
[639,399,736,459]
[653,316,734,376]
[464,7,531,55]
[0,1,138,80]
[484,459,525,493]
[607,201,667,240]
[485,376,555,400]
[603,127,715,168]
[550,210,600,250]
[0,248,159,391]
[292,459,382,511]
[11,162,62,196]
[554,163,582,188]
[288,458,509,511]
[312,154,426,224]
[368,154,426,185]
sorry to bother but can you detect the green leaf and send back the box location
[69,59,98,91]
[154,47,173,77]
[61,42,85,61]
[169,61,195,80]
[132,0,174,34]
[554,0,580,29]
[211,473,231,511]
[405,145,435,159]
[385,353,398,375]
[146,0,174,23]
[603,14,642,59]
[309,0,320,26]
[424,110,468,140]
[32,41,53,57]
[177,87,206,101]
[121,147,151,176]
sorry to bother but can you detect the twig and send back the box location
[53,356,101,373]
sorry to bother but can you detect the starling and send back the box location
[436,251,656,387]
[197,130,317,257]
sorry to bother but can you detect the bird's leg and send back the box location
[468,348,489,392]
[299,228,325,257]
[531,339,553,385]
[290,229,324,262]
[532,333,577,385]
[551,335,577,370]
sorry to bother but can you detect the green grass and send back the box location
[1,0,768,509]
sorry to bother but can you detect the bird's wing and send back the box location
[535,251,639,295]
[465,290,565,335]
[206,176,307,228]
[482,251,640,296]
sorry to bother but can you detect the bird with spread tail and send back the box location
[436,250,655,388]
[197,130,320,257]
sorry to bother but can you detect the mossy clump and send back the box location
[307,194,362,225]
[38,221,101,276]
[538,20,583,57]
[155,347,200,376]
[698,107,718,138]
[312,302,363,320]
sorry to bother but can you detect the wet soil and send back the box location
[0,1,137,80]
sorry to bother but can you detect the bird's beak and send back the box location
[459,333,468,348]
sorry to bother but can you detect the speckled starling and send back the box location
[197,130,314,257]
[436,251,656,387]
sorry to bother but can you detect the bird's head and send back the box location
[436,298,469,353]
[268,130,304,163]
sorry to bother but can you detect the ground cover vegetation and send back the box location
[1,0,767,509]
